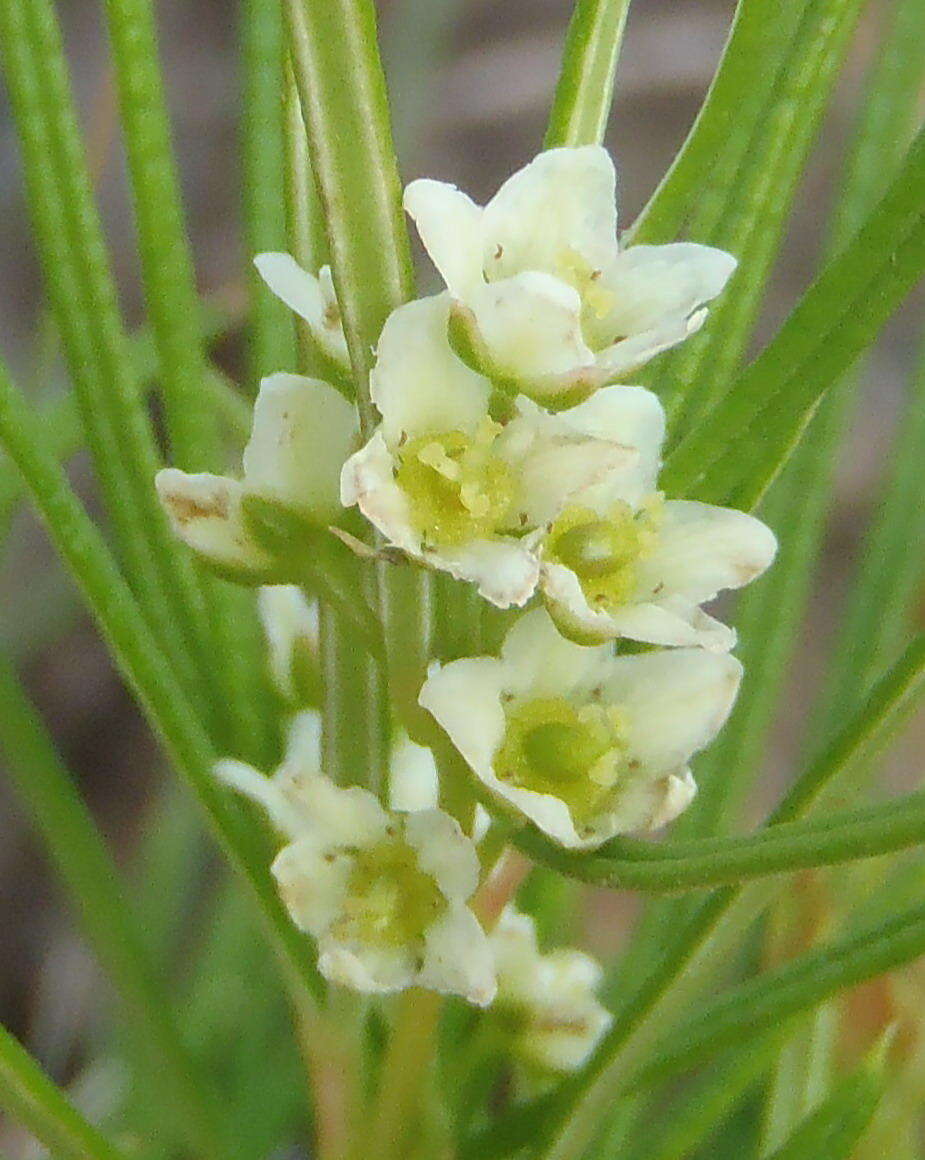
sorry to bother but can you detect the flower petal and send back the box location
[318,940,417,995]
[467,272,595,386]
[254,252,349,367]
[541,565,737,651]
[593,310,707,382]
[482,146,618,285]
[419,904,497,1006]
[603,767,697,835]
[419,657,509,779]
[370,295,491,445]
[432,537,541,609]
[243,373,357,524]
[637,500,777,605]
[499,606,611,699]
[496,398,637,529]
[403,179,485,297]
[403,808,480,901]
[601,649,742,774]
[272,835,353,938]
[389,734,439,812]
[555,385,665,504]
[155,469,274,581]
[585,242,737,348]
[340,430,418,554]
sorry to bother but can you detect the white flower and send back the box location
[341,293,647,607]
[156,373,357,583]
[490,909,610,1073]
[258,585,319,705]
[538,389,777,651]
[216,751,495,1005]
[404,146,736,404]
[419,608,742,848]
[254,253,350,373]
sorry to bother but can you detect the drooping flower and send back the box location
[216,747,495,1005]
[538,388,776,651]
[157,373,357,583]
[341,293,656,607]
[419,608,742,848]
[404,146,736,405]
[490,909,610,1074]
[254,252,350,375]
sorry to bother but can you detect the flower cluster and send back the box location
[158,146,776,1013]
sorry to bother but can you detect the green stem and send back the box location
[544,0,632,148]
[284,0,414,432]
[0,1027,128,1160]
[242,0,297,382]
[0,652,223,1157]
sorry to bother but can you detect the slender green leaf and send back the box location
[662,126,925,510]
[99,0,266,760]
[625,905,923,1094]
[819,334,925,731]
[656,0,867,431]
[0,652,223,1155]
[618,1033,784,1160]
[99,0,221,474]
[284,0,414,433]
[0,356,324,1005]
[0,0,209,704]
[763,1054,886,1160]
[0,1026,128,1160]
[520,783,925,892]
[627,0,809,245]
[544,0,632,149]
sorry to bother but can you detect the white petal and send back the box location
[403,809,481,902]
[432,537,541,609]
[272,836,353,938]
[637,500,777,605]
[403,179,484,297]
[602,649,742,774]
[467,272,595,385]
[340,430,419,555]
[155,469,273,580]
[370,295,491,445]
[258,585,319,701]
[318,940,416,995]
[594,310,706,381]
[282,710,323,773]
[242,373,357,524]
[389,734,439,812]
[555,385,665,504]
[482,146,618,284]
[587,243,736,346]
[499,607,611,699]
[215,758,308,839]
[419,658,509,778]
[254,252,349,367]
[419,905,497,1006]
[542,565,737,651]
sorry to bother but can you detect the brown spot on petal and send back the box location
[167,490,230,524]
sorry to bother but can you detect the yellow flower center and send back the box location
[545,497,663,611]
[333,838,444,949]
[395,419,515,547]
[493,697,628,822]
